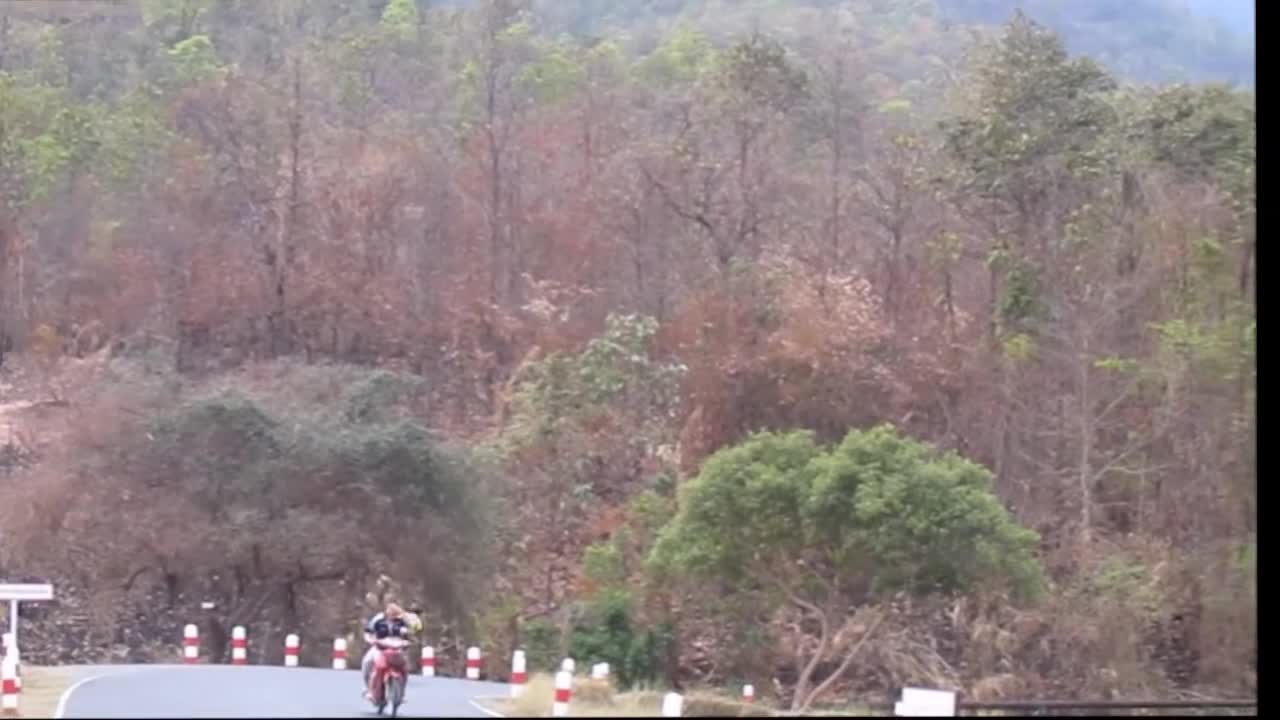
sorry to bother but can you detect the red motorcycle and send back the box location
[368,636,411,717]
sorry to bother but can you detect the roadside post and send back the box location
[0,584,53,650]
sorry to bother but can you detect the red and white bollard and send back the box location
[230,626,247,665]
[743,684,755,703]
[284,634,300,667]
[510,650,527,698]
[551,670,572,717]
[465,646,481,680]
[1,634,18,691]
[662,692,684,717]
[0,655,16,712]
[1,655,17,716]
[420,646,435,677]
[332,638,348,670]
[182,624,199,664]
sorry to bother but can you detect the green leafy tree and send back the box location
[508,313,685,458]
[567,489,678,690]
[942,13,1118,339]
[165,34,225,86]
[381,0,420,40]
[515,37,587,108]
[636,23,715,85]
[500,315,684,621]
[519,617,564,672]
[0,74,99,207]
[650,425,1040,711]
[1131,83,1255,298]
[129,374,495,628]
[94,89,173,187]
[0,70,105,354]
[567,588,672,691]
[141,0,216,46]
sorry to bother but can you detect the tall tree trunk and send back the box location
[789,607,830,712]
[1077,339,1094,546]
[797,612,885,713]
[273,60,303,357]
[485,60,504,310]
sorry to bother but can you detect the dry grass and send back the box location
[481,673,775,717]
[11,666,79,718]
[799,699,883,716]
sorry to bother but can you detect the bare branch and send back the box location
[798,610,886,713]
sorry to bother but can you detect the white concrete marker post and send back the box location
[510,650,527,698]
[1,655,17,716]
[551,670,572,717]
[662,692,684,717]
[590,662,609,680]
[895,687,957,717]
[332,638,348,670]
[743,684,755,703]
[465,646,482,680]
[231,626,247,665]
[1,634,18,692]
[182,624,200,664]
[284,634,300,667]
[420,646,435,677]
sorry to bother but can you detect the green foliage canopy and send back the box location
[650,425,1042,606]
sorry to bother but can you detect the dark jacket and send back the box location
[364,612,411,640]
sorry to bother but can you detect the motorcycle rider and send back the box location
[361,602,422,701]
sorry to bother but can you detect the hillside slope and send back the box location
[0,0,1254,708]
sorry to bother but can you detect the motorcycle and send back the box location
[368,636,411,717]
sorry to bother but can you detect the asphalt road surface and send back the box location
[57,665,508,718]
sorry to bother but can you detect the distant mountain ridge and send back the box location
[934,0,1254,85]
[514,0,1254,87]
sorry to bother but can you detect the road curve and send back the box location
[56,665,507,718]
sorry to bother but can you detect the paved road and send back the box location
[57,665,508,718]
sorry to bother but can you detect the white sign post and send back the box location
[0,584,54,649]
[895,687,957,717]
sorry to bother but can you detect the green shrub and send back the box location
[568,589,671,691]
[522,617,564,673]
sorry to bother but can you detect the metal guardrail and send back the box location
[955,699,1257,715]
[864,698,1257,716]
[960,700,1256,710]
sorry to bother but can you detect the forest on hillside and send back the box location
[526,0,1256,86]
[0,0,1255,708]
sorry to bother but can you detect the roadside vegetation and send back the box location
[0,0,1254,707]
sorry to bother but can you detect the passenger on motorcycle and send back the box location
[361,602,422,701]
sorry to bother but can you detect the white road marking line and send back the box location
[54,668,142,719]
[468,697,506,718]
